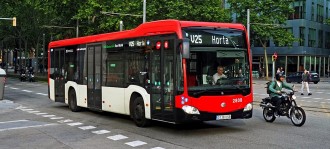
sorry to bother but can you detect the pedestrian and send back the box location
[301,69,312,96]
[280,67,285,76]
[277,67,281,73]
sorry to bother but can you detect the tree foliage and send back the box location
[1,0,231,54]
[227,0,296,79]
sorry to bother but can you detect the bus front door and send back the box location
[149,39,175,122]
[87,44,102,109]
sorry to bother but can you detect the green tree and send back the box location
[228,0,296,79]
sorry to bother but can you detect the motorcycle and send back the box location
[28,72,35,82]
[260,89,306,127]
[20,71,26,82]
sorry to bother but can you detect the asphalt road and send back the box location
[0,78,329,149]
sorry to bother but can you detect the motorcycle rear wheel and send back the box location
[263,108,276,122]
[290,107,306,127]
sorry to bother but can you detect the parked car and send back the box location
[286,71,320,84]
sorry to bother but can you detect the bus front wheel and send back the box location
[132,97,150,127]
[69,89,81,112]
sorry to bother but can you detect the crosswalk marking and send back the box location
[27,111,40,113]
[35,113,48,115]
[58,119,73,123]
[125,140,147,147]
[67,122,83,126]
[107,134,128,141]
[78,126,96,130]
[50,117,63,120]
[92,130,110,134]
[42,115,56,117]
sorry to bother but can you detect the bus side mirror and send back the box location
[182,38,190,59]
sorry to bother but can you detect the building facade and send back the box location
[252,0,330,77]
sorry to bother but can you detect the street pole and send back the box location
[272,60,275,82]
[19,38,22,72]
[42,33,45,74]
[143,0,146,23]
[76,20,79,37]
[247,9,250,42]
[6,49,8,73]
[119,21,123,31]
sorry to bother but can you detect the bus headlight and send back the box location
[243,103,253,111]
[182,105,200,115]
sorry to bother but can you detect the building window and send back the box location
[289,1,306,20]
[317,4,324,23]
[311,2,315,21]
[325,32,330,49]
[318,30,323,48]
[308,28,316,47]
[299,27,305,46]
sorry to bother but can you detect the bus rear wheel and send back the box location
[132,97,150,127]
[69,89,81,112]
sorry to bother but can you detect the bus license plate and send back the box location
[216,115,231,120]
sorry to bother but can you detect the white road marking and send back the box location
[107,134,128,141]
[58,119,73,123]
[35,113,48,115]
[0,120,28,124]
[50,117,63,120]
[306,101,312,103]
[27,111,40,113]
[321,102,326,104]
[301,97,311,99]
[125,140,147,147]
[67,122,83,126]
[78,126,96,130]
[151,147,165,149]
[22,90,33,93]
[36,93,48,96]
[42,115,56,117]
[10,87,18,90]
[313,101,319,103]
[21,109,34,111]
[312,98,322,100]
[0,123,57,132]
[316,92,324,93]
[92,130,110,134]
[15,106,25,109]
[326,99,330,101]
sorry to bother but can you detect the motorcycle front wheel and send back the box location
[263,108,276,122]
[290,107,306,127]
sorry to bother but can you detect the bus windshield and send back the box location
[182,28,250,97]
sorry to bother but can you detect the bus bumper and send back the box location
[177,108,253,122]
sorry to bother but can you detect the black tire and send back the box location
[290,107,306,127]
[131,97,150,127]
[69,90,81,112]
[314,81,318,84]
[263,108,276,122]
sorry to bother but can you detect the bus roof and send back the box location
[48,20,245,48]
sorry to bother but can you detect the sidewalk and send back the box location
[5,68,47,82]
[253,77,330,83]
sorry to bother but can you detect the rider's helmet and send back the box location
[275,72,285,81]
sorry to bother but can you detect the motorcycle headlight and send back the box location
[292,95,296,100]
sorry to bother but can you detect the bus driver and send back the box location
[213,66,227,85]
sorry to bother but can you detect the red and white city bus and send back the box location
[48,20,253,127]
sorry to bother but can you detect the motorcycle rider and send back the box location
[268,73,293,116]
